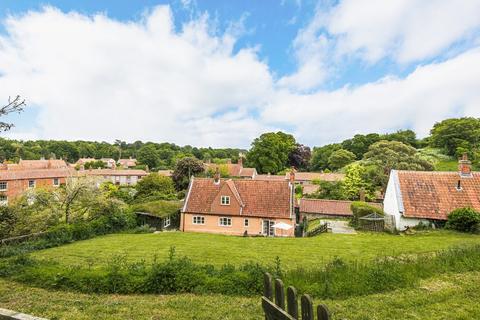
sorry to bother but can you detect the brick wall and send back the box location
[0,177,66,204]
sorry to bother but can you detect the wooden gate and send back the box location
[262,273,330,320]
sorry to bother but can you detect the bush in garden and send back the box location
[350,201,384,227]
[446,208,480,233]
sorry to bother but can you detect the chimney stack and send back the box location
[289,167,296,184]
[214,167,220,184]
[459,153,472,177]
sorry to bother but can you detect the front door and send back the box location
[263,220,275,236]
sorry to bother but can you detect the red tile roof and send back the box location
[285,172,345,182]
[118,158,137,167]
[15,159,68,170]
[83,169,147,176]
[183,178,292,218]
[302,184,320,195]
[254,174,286,181]
[396,170,480,220]
[0,168,76,180]
[299,198,383,216]
[204,163,256,178]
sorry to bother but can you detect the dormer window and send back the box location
[221,195,230,205]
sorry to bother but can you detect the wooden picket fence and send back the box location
[305,222,328,237]
[262,273,330,320]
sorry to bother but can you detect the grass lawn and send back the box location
[31,230,480,269]
[2,271,480,320]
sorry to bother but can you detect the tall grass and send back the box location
[1,245,480,298]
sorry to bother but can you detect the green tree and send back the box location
[430,117,480,156]
[310,144,342,171]
[341,133,381,159]
[363,140,434,189]
[446,208,480,233]
[384,130,418,147]
[341,164,373,201]
[246,132,296,174]
[135,173,176,200]
[137,144,160,169]
[328,149,356,170]
[305,180,347,200]
[172,157,205,190]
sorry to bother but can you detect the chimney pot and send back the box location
[458,153,472,177]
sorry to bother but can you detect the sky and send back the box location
[0,0,479,148]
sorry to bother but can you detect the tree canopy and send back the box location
[430,117,480,157]
[328,149,356,170]
[172,157,205,190]
[246,132,296,174]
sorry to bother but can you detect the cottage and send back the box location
[0,159,73,205]
[204,157,257,179]
[299,198,383,219]
[82,169,147,186]
[383,154,480,230]
[285,172,345,184]
[118,158,137,169]
[181,172,296,236]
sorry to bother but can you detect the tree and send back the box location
[310,144,341,171]
[1,95,26,131]
[135,173,176,200]
[363,140,434,189]
[446,208,480,233]
[137,144,159,169]
[341,164,374,201]
[328,149,356,170]
[384,130,418,147]
[288,144,311,170]
[430,117,480,157]
[247,132,296,174]
[172,157,204,190]
[305,180,346,200]
[341,133,381,159]
[84,160,106,169]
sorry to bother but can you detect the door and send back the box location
[263,220,275,236]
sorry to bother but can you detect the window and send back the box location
[219,217,232,227]
[221,196,230,205]
[28,180,35,188]
[193,216,205,225]
[244,219,249,227]
[53,178,60,186]
[164,216,171,228]
[0,195,7,206]
[0,181,7,191]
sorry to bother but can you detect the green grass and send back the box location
[31,230,480,269]
[2,272,480,319]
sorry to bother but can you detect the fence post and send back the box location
[275,279,286,310]
[301,294,314,320]
[317,304,330,320]
[264,273,273,300]
[287,286,298,319]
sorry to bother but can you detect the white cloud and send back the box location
[264,47,480,144]
[0,6,273,147]
[327,0,480,63]
[1,5,480,149]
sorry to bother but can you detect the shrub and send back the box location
[350,201,384,227]
[446,208,480,233]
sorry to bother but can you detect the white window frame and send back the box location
[164,216,171,228]
[221,195,230,205]
[0,181,7,191]
[244,219,249,227]
[0,194,7,206]
[53,178,60,187]
[28,180,36,188]
[193,216,205,225]
[218,217,232,227]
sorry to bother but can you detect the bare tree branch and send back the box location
[0,95,26,131]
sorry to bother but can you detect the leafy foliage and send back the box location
[288,144,311,170]
[350,201,384,227]
[131,200,182,218]
[305,180,347,200]
[246,132,296,174]
[446,208,480,233]
[310,143,342,171]
[328,149,356,170]
[172,157,205,190]
[135,173,176,200]
[341,164,374,201]
[430,117,480,157]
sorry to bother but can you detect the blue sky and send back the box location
[0,1,479,147]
